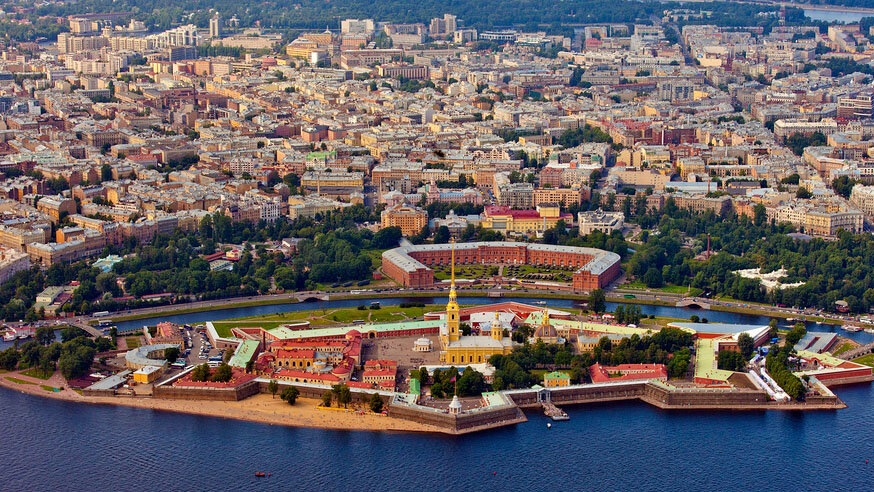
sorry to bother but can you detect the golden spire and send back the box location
[449,238,456,299]
[446,238,460,342]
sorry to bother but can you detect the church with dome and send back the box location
[439,241,515,365]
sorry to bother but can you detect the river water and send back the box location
[804,8,871,24]
[2,297,873,490]
[111,295,874,345]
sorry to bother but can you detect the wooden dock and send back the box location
[541,401,569,421]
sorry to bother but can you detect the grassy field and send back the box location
[832,342,855,356]
[529,369,549,381]
[433,265,494,280]
[125,336,142,349]
[622,281,702,296]
[5,376,35,385]
[852,353,874,367]
[364,249,385,270]
[20,368,52,380]
[40,385,59,392]
[210,304,448,338]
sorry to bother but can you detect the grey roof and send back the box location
[794,332,838,354]
[670,322,768,335]
[125,343,180,367]
[84,370,131,391]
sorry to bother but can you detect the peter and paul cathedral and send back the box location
[439,239,515,365]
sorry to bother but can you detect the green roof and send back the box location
[693,338,735,382]
[553,319,658,337]
[227,339,259,368]
[267,319,443,340]
[544,371,569,381]
[306,150,337,161]
[481,391,509,407]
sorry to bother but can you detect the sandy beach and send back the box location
[0,371,443,434]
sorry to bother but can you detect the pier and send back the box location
[541,401,569,421]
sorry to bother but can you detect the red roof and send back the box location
[363,368,397,377]
[274,349,315,359]
[274,369,340,383]
[589,363,667,384]
[364,359,398,368]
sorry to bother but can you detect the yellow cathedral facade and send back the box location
[439,240,515,365]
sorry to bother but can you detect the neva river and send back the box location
[2,298,874,490]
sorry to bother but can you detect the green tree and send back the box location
[589,289,606,314]
[321,390,332,407]
[212,363,233,382]
[35,326,55,345]
[369,392,384,413]
[191,363,211,382]
[268,379,279,398]
[642,267,663,288]
[164,346,180,363]
[281,386,300,405]
[335,384,352,408]
[738,333,754,359]
[433,225,450,244]
[100,164,113,182]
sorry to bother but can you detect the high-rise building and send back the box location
[340,18,375,35]
[429,14,458,36]
[209,13,222,39]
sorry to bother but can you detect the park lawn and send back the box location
[5,376,36,385]
[363,249,385,269]
[125,336,142,349]
[40,385,59,392]
[832,342,855,356]
[852,353,874,367]
[508,264,569,276]
[529,369,549,381]
[210,305,447,337]
[20,368,53,380]
[623,281,701,296]
[638,315,686,330]
[433,265,491,281]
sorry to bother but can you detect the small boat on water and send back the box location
[535,301,547,306]
[865,328,874,335]
[255,473,266,477]
[845,325,863,333]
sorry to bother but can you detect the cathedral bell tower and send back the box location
[446,239,460,342]
[492,311,503,341]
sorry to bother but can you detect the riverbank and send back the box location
[0,373,442,434]
[93,289,814,326]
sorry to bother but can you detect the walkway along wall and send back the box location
[505,380,843,410]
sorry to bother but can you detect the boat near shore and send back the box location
[844,325,863,333]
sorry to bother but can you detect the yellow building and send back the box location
[440,241,515,365]
[132,365,163,384]
[380,203,428,236]
[543,371,570,388]
[480,205,573,236]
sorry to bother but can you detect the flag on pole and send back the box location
[450,376,456,382]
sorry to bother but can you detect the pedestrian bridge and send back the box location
[295,293,330,302]
[675,299,710,310]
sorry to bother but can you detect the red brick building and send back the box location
[381,242,621,292]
